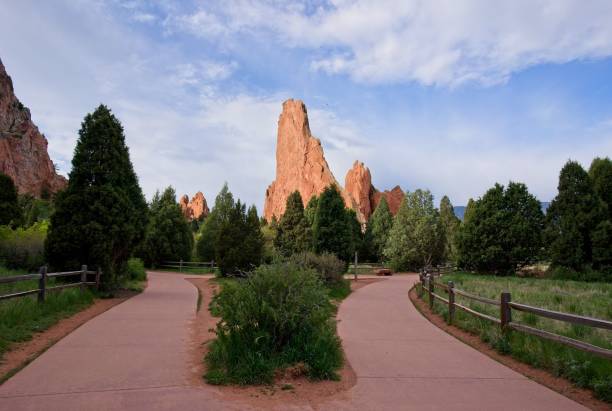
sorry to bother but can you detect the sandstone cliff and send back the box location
[264,99,404,224]
[180,191,209,221]
[0,58,67,196]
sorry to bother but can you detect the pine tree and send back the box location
[346,208,363,259]
[274,191,311,256]
[139,187,193,266]
[0,173,21,227]
[312,185,353,261]
[369,197,393,261]
[304,195,318,227]
[196,183,234,262]
[45,105,147,287]
[439,196,460,263]
[589,157,612,219]
[545,161,606,270]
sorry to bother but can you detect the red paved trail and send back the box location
[0,273,585,410]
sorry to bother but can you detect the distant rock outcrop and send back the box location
[264,99,404,224]
[180,191,209,221]
[0,58,67,197]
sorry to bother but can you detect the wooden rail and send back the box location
[417,272,612,359]
[0,265,102,303]
[158,260,215,272]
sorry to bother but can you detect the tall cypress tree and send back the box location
[196,183,234,261]
[274,191,311,256]
[0,173,21,227]
[439,196,460,263]
[45,105,147,286]
[369,196,393,261]
[312,185,353,261]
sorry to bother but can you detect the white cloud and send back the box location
[169,0,612,86]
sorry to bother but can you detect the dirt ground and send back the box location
[0,290,137,383]
[187,277,381,409]
[408,286,610,411]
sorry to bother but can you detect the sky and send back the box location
[1,0,611,210]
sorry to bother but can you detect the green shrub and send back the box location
[0,221,47,271]
[126,258,147,281]
[289,251,346,284]
[204,263,343,385]
[549,266,611,282]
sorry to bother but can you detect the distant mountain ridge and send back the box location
[453,202,550,220]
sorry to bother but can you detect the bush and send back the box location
[548,266,611,283]
[0,221,47,271]
[289,251,346,284]
[204,263,343,385]
[126,258,147,281]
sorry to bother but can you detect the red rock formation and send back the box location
[0,58,67,197]
[180,191,209,221]
[264,99,404,224]
[264,99,340,221]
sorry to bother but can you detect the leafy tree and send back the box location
[457,182,544,274]
[592,220,612,271]
[384,190,440,271]
[45,105,147,287]
[274,191,311,256]
[438,196,460,263]
[0,173,21,227]
[589,157,612,219]
[139,187,193,267]
[216,201,263,275]
[196,183,234,262]
[368,196,393,261]
[312,185,353,261]
[545,161,606,270]
[18,195,53,227]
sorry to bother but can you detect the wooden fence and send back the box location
[158,260,215,272]
[0,265,101,303]
[417,273,612,359]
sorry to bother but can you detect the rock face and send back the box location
[264,99,405,224]
[0,58,67,197]
[264,99,340,221]
[180,192,209,221]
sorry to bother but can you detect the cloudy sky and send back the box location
[1,0,611,210]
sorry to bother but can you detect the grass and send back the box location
[0,265,95,362]
[424,272,612,402]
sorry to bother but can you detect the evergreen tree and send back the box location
[274,191,311,256]
[369,197,393,261]
[545,161,606,270]
[383,190,440,271]
[304,195,318,227]
[244,205,264,267]
[312,185,353,261]
[45,105,147,286]
[439,196,460,263]
[195,183,234,262]
[457,182,544,274]
[139,187,193,266]
[0,173,21,227]
[346,208,363,260]
[589,157,612,219]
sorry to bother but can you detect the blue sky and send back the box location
[1,0,611,210]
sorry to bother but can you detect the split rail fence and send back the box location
[158,260,216,272]
[417,272,612,359]
[0,265,101,303]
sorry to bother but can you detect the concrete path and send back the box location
[0,272,586,410]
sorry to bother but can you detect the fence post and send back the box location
[38,265,47,303]
[95,267,101,290]
[81,265,87,292]
[179,259,183,272]
[448,281,455,324]
[501,292,512,331]
[428,274,434,309]
[354,252,358,281]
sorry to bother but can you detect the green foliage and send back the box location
[369,197,393,261]
[0,173,21,227]
[589,157,612,220]
[274,191,311,256]
[428,273,612,402]
[289,251,346,284]
[545,161,607,271]
[0,221,48,271]
[312,185,354,262]
[18,195,53,227]
[439,195,460,263]
[384,189,441,271]
[215,202,263,276]
[456,182,544,274]
[126,257,147,281]
[304,196,318,226]
[196,183,234,262]
[139,187,193,267]
[45,105,147,288]
[204,263,342,384]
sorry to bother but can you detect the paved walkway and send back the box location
[0,273,586,410]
